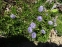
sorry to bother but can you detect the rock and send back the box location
[48,29,62,45]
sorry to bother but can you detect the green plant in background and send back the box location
[56,14,62,36]
[0,0,62,43]
[57,0,62,3]
[0,0,7,16]
[45,2,54,10]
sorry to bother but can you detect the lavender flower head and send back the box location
[48,21,53,25]
[10,14,16,19]
[28,27,33,33]
[38,6,43,12]
[37,16,42,22]
[41,29,46,34]
[31,32,36,38]
[30,22,36,29]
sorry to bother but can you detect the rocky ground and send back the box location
[33,29,62,46]
[48,29,62,45]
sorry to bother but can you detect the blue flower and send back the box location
[41,29,46,34]
[30,22,36,29]
[10,14,16,19]
[37,16,42,22]
[38,6,43,12]
[48,21,53,25]
[31,32,36,38]
[28,27,33,33]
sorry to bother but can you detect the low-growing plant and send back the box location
[0,0,61,43]
[56,14,62,36]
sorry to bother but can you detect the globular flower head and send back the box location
[10,14,16,19]
[41,29,46,34]
[31,32,36,38]
[48,21,53,25]
[28,27,33,33]
[38,6,43,12]
[30,22,36,29]
[37,16,42,22]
